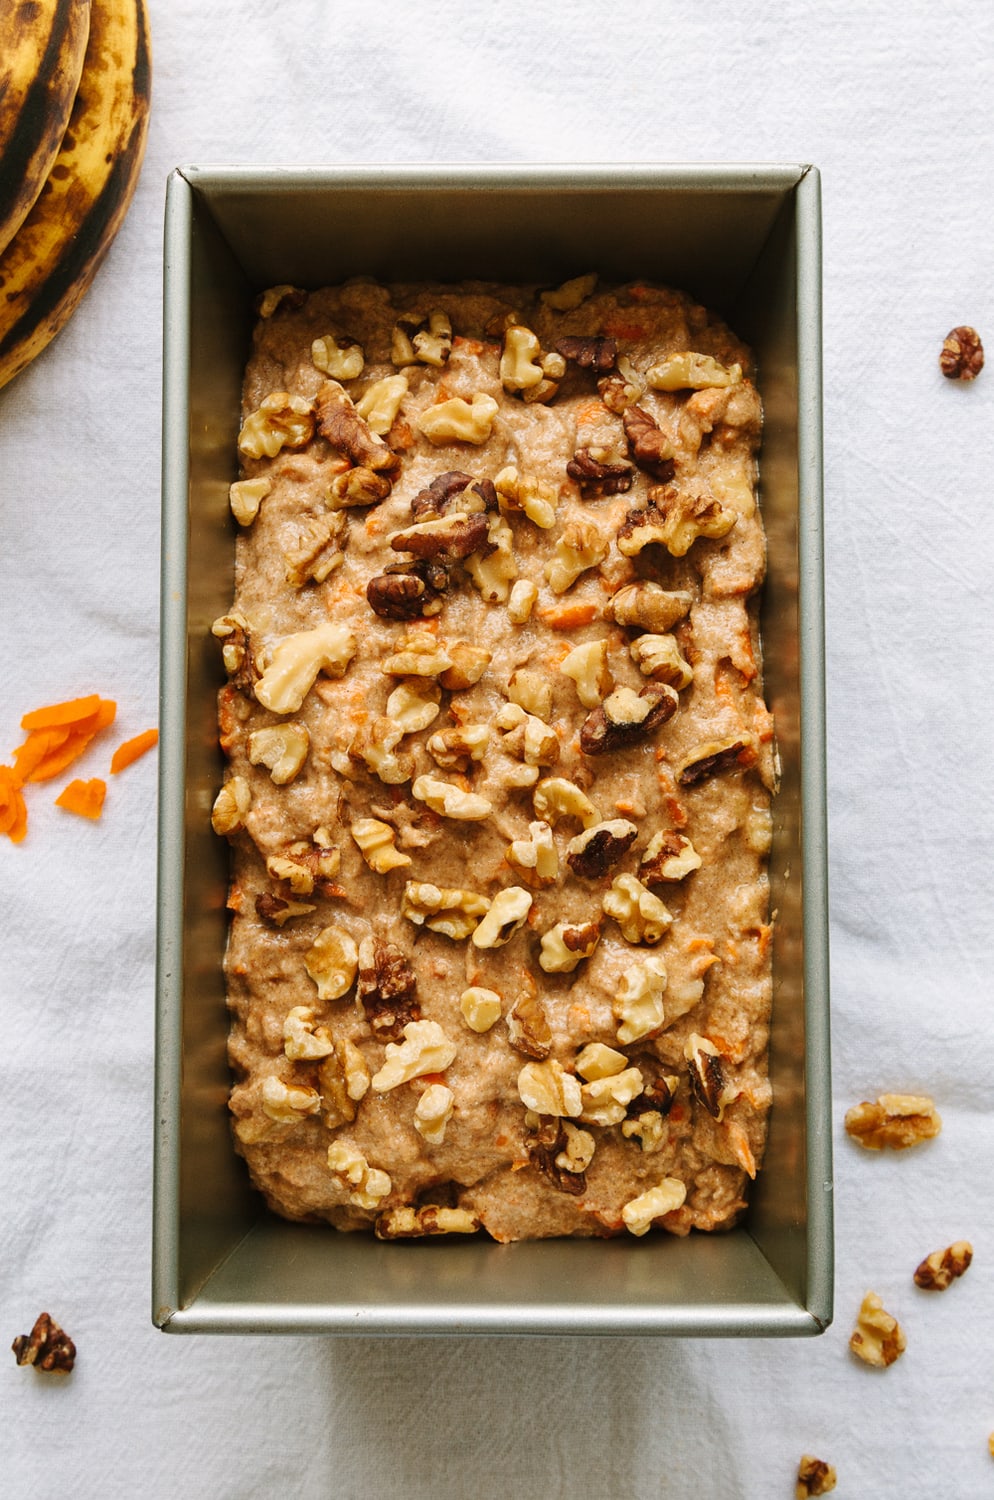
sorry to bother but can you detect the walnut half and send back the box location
[849,1292,906,1368]
[844,1093,942,1151]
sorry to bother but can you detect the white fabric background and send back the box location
[3,1,993,1494]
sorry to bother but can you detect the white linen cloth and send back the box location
[3,1,993,1493]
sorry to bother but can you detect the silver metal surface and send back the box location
[155,163,829,1336]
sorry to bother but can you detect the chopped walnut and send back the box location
[381,627,454,678]
[638,829,702,884]
[685,1033,738,1121]
[579,682,678,756]
[439,642,492,691]
[500,325,563,395]
[795,1456,837,1497]
[630,633,693,689]
[559,639,613,708]
[621,1109,668,1153]
[602,872,672,944]
[411,774,492,821]
[622,404,676,482]
[506,990,553,1059]
[238,391,314,459]
[247,723,309,785]
[317,1040,367,1127]
[261,1075,322,1123]
[212,611,258,687]
[849,1292,906,1368]
[255,893,316,927]
[311,333,365,381]
[844,1093,942,1151]
[370,1019,457,1092]
[507,578,538,624]
[517,1058,582,1117]
[11,1313,76,1374]
[426,722,491,770]
[913,1240,973,1290]
[529,1120,590,1195]
[940,324,984,381]
[494,465,557,529]
[401,880,490,940]
[256,284,306,318]
[676,734,755,786]
[283,512,346,587]
[283,1006,335,1061]
[326,465,394,510]
[609,581,693,633]
[459,986,502,1032]
[617,488,736,558]
[579,1066,645,1127]
[533,776,599,829]
[315,379,399,473]
[414,1082,455,1144]
[565,448,634,498]
[471,886,533,949]
[389,510,489,562]
[255,622,356,714]
[497,703,560,769]
[375,1205,479,1239]
[366,564,447,620]
[392,309,453,367]
[384,679,441,735]
[229,475,271,526]
[357,938,421,1040]
[575,1042,628,1080]
[464,513,518,602]
[356,373,409,436]
[554,335,617,372]
[211,775,252,835]
[538,920,601,974]
[417,392,499,445]
[266,853,317,895]
[621,1177,687,1236]
[540,272,597,311]
[351,817,413,874]
[349,716,414,785]
[327,1140,391,1209]
[304,926,359,1001]
[566,818,638,880]
[545,520,609,593]
[614,953,668,1044]
[506,820,559,887]
[505,668,553,721]
[646,351,743,391]
[409,469,490,521]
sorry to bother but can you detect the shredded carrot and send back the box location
[21,694,101,731]
[416,1072,448,1088]
[452,336,485,356]
[55,777,106,820]
[110,728,158,774]
[537,601,599,630]
[686,937,714,953]
[601,315,646,340]
[18,700,116,783]
[574,398,611,425]
[0,766,28,843]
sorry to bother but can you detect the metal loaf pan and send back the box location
[155,164,829,1336]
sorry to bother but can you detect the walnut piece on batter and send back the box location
[844,1093,942,1151]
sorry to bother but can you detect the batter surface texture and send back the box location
[215,274,775,1241]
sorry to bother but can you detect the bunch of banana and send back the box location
[0,0,151,391]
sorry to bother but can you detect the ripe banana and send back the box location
[0,0,92,257]
[0,0,151,391]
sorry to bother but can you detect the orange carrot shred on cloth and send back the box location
[20,694,102,730]
[54,778,106,820]
[0,766,28,843]
[110,728,158,774]
[16,699,116,783]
